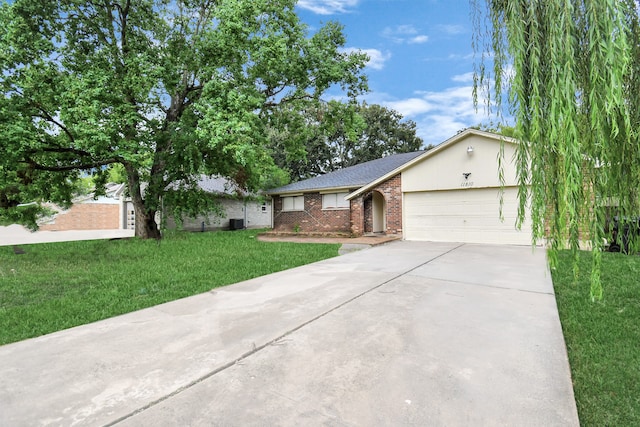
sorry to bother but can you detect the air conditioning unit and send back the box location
[229,219,244,230]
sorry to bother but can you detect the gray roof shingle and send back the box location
[266,151,425,194]
[196,175,246,196]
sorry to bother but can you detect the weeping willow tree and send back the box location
[473,0,640,300]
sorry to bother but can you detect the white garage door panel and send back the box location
[404,188,531,245]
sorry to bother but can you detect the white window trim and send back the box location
[282,195,305,211]
[322,192,350,210]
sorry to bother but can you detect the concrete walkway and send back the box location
[0,241,579,426]
[257,233,402,255]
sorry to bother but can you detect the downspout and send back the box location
[243,197,247,229]
[269,195,274,229]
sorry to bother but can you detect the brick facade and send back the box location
[272,174,404,237]
[350,174,403,236]
[350,196,365,236]
[40,203,120,231]
[273,192,351,233]
[377,174,403,234]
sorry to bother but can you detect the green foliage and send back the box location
[0,203,53,231]
[74,177,94,197]
[355,102,424,163]
[0,229,340,345]
[0,0,368,238]
[107,164,127,185]
[474,0,640,299]
[267,100,423,181]
[470,122,516,138]
[552,250,640,425]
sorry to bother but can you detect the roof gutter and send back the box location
[266,185,358,197]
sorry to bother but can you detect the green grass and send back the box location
[552,250,640,426]
[0,229,339,346]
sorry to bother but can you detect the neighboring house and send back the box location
[164,176,272,231]
[39,183,128,231]
[38,176,271,233]
[266,129,533,245]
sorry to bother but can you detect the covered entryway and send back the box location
[403,187,532,245]
[372,191,386,233]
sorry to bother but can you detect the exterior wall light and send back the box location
[467,146,474,155]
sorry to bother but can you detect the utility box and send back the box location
[229,219,244,230]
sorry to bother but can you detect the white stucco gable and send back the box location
[402,130,522,193]
[346,128,522,200]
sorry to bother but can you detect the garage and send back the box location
[396,130,533,245]
[403,187,532,245]
[341,129,534,244]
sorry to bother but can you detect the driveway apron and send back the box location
[0,241,579,426]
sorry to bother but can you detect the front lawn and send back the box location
[0,229,339,346]
[552,250,640,426]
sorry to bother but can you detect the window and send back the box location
[282,195,304,211]
[322,192,349,209]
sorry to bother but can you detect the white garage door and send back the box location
[404,187,532,245]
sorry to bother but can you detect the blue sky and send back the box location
[296,0,496,146]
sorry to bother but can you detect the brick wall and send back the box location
[273,192,351,233]
[377,174,403,234]
[350,174,403,236]
[40,203,120,231]
[350,197,364,236]
[272,174,404,236]
[363,194,373,233]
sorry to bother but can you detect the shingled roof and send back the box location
[266,150,426,195]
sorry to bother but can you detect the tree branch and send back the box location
[38,146,93,156]
[263,93,314,109]
[23,157,118,172]
[33,106,75,144]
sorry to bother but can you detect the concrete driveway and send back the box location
[0,241,579,426]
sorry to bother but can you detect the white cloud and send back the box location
[342,47,391,70]
[436,24,466,35]
[501,64,515,82]
[419,86,478,116]
[297,0,360,15]
[390,25,418,35]
[409,35,429,44]
[422,52,475,63]
[449,52,475,61]
[342,74,505,148]
[382,25,428,44]
[417,115,471,145]
[380,84,494,146]
[451,72,475,83]
[385,98,433,116]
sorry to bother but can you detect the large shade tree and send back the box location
[473,0,640,299]
[268,101,424,181]
[0,0,368,238]
[354,102,425,164]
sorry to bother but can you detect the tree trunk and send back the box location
[134,203,161,240]
[124,162,162,240]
